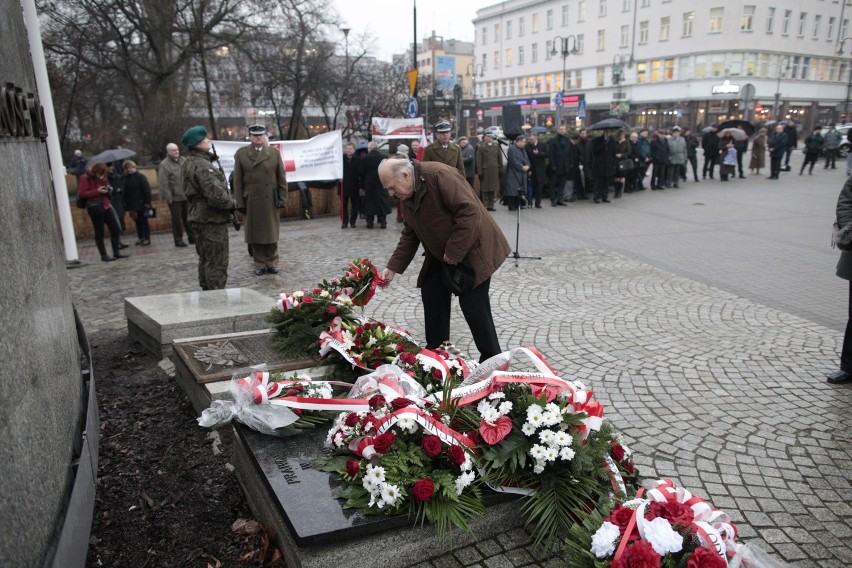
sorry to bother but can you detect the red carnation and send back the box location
[345,459,360,477]
[605,505,636,534]
[302,296,314,304]
[372,432,396,454]
[368,394,386,409]
[390,397,414,410]
[611,540,661,568]
[344,412,360,427]
[687,547,727,568]
[411,478,435,502]
[360,414,380,432]
[646,500,694,527]
[326,305,337,315]
[448,445,466,465]
[611,444,626,461]
[421,435,443,457]
[364,322,372,330]
[355,326,364,334]
[312,287,322,294]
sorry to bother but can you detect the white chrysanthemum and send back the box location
[538,429,556,444]
[333,432,345,448]
[527,413,543,427]
[481,408,501,424]
[380,483,401,507]
[477,400,492,415]
[554,431,572,446]
[533,463,545,474]
[521,422,536,436]
[559,447,576,461]
[529,444,548,461]
[441,415,452,425]
[541,410,562,427]
[544,446,559,462]
[460,454,473,472]
[397,416,418,434]
[526,405,543,418]
[454,471,476,495]
[488,391,506,400]
[644,517,684,555]
[364,464,386,485]
[498,401,513,416]
[590,521,621,558]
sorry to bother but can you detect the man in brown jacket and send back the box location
[379,159,511,362]
[422,121,465,178]
[233,125,288,275]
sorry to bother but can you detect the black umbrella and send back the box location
[587,118,630,131]
[88,148,137,165]
[717,120,755,136]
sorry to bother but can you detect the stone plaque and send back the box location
[173,332,318,384]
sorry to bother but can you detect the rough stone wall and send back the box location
[0,2,83,566]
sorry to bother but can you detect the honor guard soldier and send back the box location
[422,121,465,179]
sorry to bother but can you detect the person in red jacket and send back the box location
[78,162,128,262]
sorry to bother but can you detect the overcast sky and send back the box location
[334,0,494,61]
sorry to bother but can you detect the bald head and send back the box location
[166,143,180,160]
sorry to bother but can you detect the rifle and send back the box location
[211,140,241,231]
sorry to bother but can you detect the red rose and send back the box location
[354,338,363,347]
[625,461,635,474]
[391,397,414,410]
[611,444,626,461]
[687,547,727,568]
[344,412,360,427]
[372,432,396,454]
[432,369,443,380]
[371,348,381,356]
[400,352,417,365]
[368,395,386,409]
[448,445,466,465]
[646,501,694,527]
[605,505,636,534]
[377,322,386,329]
[326,305,337,315]
[286,388,300,396]
[312,287,322,294]
[364,322,372,330]
[355,326,364,334]
[345,459,360,477]
[611,540,661,568]
[302,296,314,304]
[421,435,443,457]
[396,343,408,352]
[411,478,435,502]
[360,414,380,432]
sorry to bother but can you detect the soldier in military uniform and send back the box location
[180,125,236,290]
[233,124,288,275]
[422,121,465,178]
[475,131,503,211]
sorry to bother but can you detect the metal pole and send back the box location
[556,41,565,127]
[412,0,418,98]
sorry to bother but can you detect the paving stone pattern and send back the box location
[67,161,852,567]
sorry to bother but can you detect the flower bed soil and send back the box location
[86,330,284,567]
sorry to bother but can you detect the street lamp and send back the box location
[838,39,852,122]
[611,53,633,117]
[773,55,792,121]
[341,27,351,139]
[550,35,579,127]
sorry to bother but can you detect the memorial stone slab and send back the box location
[125,288,273,358]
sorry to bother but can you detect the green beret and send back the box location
[182,125,208,147]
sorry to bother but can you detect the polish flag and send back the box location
[416,127,427,161]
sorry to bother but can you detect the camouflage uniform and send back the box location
[182,148,235,290]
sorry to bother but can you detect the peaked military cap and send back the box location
[248,124,267,136]
[434,121,452,133]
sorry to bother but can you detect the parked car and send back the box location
[836,124,852,157]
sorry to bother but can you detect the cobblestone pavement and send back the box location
[66,157,852,567]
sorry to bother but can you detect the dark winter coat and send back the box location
[342,153,360,196]
[768,132,789,158]
[783,124,798,148]
[233,144,289,244]
[387,161,511,289]
[701,131,720,157]
[505,144,530,197]
[123,171,152,211]
[358,149,392,216]
[591,134,618,177]
[525,140,548,183]
[650,137,669,164]
[804,133,824,156]
[836,176,852,280]
[461,143,476,178]
[547,134,571,176]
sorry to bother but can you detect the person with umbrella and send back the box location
[799,126,824,176]
[591,128,619,202]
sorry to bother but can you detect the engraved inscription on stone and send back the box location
[274,455,301,485]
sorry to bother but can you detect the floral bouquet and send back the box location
[392,348,472,395]
[318,392,485,537]
[319,317,419,371]
[563,479,791,568]
[320,257,386,307]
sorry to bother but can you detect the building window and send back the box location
[494,24,500,42]
[709,8,723,33]
[597,29,606,51]
[637,62,646,83]
[678,56,692,80]
[599,0,607,18]
[650,60,660,82]
[711,53,725,76]
[532,43,538,62]
[575,69,583,89]
[791,55,800,78]
[814,15,822,39]
[758,53,769,77]
[741,6,755,31]
[578,1,586,22]
[545,40,553,60]
[798,13,807,37]
[623,0,631,12]
[562,4,569,26]
[641,0,649,7]
[482,26,487,45]
[694,55,707,78]
[547,9,553,30]
[596,66,605,87]
[663,58,674,79]
[505,48,512,66]
[576,33,585,53]
[766,8,775,33]
[800,56,810,79]
[620,24,630,47]
[744,53,757,76]
[782,10,791,35]
[683,12,694,37]
[507,20,513,40]
[519,46,525,65]
[828,17,836,41]
[660,16,670,41]
[532,13,540,33]
[639,20,649,44]
[842,19,849,41]
[519,17,525,36]
[494,50,500,68]
[482,53,487,71]
[729,53,743,75]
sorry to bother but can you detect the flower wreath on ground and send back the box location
[267,258,386,358]
[319,316,420,372]
[449,347,641,548]
[565,479,793,568]
[318,383,485,537]
[392,347,472,394]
